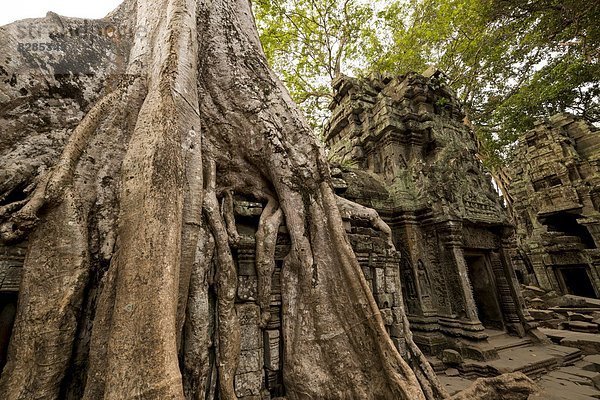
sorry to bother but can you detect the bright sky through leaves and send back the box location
[0,1,123,26]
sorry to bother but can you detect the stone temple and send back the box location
[508,113,600,299]
[325,71,533,355]
[1,11,600,394]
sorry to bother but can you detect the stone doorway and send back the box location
[465,254,504,331]
[556,265,597,298]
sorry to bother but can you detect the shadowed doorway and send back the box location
[556,265,597,298]
[465,254,504,330]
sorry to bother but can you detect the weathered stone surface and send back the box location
[442,349,463,366]
[564,321,599,333]
[541,328,600,355]
[326,72,529,354]
[234,371,263,397]
[567,312,594,322]
[263,330,280,371]
[237,304,262,351]
[582,355,600,372]
[238,350,263,374]
[450,373,537,400]
[527,309,556,321]
[525,286,546,295]
[227,199,405,396]
[0,10,134,223]
[380,308,393,326]
[507,113,600,299]
[237,276,258,302]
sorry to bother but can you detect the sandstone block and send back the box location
[235,371,263,398]
[441,349,463,365]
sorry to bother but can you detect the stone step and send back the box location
[552,307,600,314]
[495,337,533,352]
[528,309,558,321]
[541,328,600,355]
[426,356,446,373]
[484,331,533,352]
[545,343,583,366]
[550,296,600,309]
[430,337,582,381]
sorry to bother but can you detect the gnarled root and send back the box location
[203,158,240,400]
[0,77,141,243]
[336,194,394,248]
[400,310,450,399]
[222,190,241,247]
[177,127,204,350]
[183,220,217,400]
[336,194,449,399]
[0,189,90,400]
[255,195,283,328]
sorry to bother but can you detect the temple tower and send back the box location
[326,71,533,357]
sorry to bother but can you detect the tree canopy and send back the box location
[253,0,377,131]
[253,0,600,167]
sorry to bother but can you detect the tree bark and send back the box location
[0,0,538,399]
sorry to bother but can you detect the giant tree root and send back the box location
[203,159,240,400]
[256,195,283,328]
[336,194,394,248]
[182,220,216,400]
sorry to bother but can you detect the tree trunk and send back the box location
[0,0,537,399]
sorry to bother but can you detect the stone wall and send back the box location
[0,244,25,293]
[508,113,600,298]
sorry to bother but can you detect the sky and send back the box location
[0,1,123,26]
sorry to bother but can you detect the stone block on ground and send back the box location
[540,328,600,355]
[529,298,545,308]
[565,321,599,333]
[524,285,547,294]
[582,355,600,372]
[528,309,556,321]
[548,295,600,309]
[567,312,594,323]
[441,349,463,365]
[559,366,600,389]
